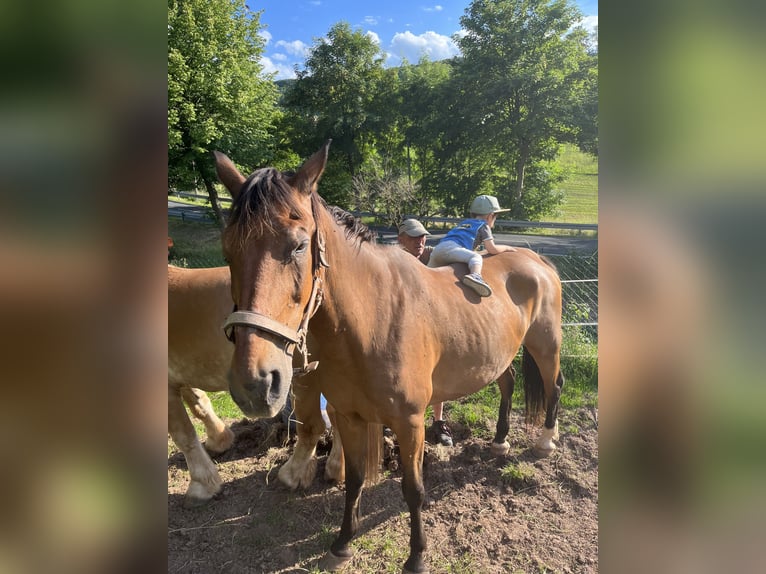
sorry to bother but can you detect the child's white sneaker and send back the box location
[462,272,492,297]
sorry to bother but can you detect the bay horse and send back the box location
[214,142,564,574]
[168,264,342,506]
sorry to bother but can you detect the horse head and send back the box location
[214,142,330,418]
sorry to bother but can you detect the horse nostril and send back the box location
[243,380,261,394]
[268,370,282,400]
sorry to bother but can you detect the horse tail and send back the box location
[365,423,384,486]
[523,346,546,426]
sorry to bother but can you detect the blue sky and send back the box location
[247,0,598,80]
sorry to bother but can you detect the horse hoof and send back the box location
[184,481,220,507]
[532,445,555,458]
[318,550,352,571]
[490,441,510,456]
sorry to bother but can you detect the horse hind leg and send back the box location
[170,388,223,507]
[181,387,235,454]
[534,369,563,456]
[522,346,564,457]
[490,366,516,456]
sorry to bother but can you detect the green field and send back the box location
[549,144,598,224]
[168,218,226,268]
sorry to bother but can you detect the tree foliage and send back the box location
[456,0,596,217]
[282,23,385,180]
[168,0,278,226]
[169,0,597,223]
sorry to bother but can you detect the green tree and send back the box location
[168,0,278,227]
[456,0,596,218]
[282,22,385,206]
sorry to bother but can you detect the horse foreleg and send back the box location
[181,387,234,454]
[319,414,366,572]
[324,403,345,483]
[491,366,516,456]
[278,379,324,489]
[393,417,429,574]
[169,387,222,507]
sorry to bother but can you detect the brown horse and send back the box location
[168,264,339,506]
[214,142,564,574]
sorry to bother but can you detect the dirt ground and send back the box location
[168,408,598,573]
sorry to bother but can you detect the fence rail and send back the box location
[419,215,597,232]
[168,195,597,234]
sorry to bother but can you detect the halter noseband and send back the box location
[222,219,328,378]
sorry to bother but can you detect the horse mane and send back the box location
[323,202,376,245]
[226,167,300,245]
[226,166,376,248]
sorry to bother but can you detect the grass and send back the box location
[168,218,226,268]
[500,461,536,487]
[548,144,598,225]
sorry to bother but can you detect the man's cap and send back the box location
[470,194,510,215]
[398,218,431,237]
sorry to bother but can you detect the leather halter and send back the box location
[222,216,329,378]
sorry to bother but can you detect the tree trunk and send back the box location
[406,142,412,187]
[202,174,226,232]
[512,146,529,218]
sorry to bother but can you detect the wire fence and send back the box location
[546,253,598,361]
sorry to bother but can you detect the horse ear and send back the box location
[213,151,246,199]
[288,139,331,195]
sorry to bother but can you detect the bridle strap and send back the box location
[223,311,300,347]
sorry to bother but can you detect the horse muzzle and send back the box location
[228,365,291,418]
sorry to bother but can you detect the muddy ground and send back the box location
[168,408,598,573]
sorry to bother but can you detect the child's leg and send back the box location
[467,253,483,275]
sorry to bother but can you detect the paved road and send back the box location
[168,200,212,222]
[169,201,597,256]
[375,227,597,256]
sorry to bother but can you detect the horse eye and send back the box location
[292,240,309,257]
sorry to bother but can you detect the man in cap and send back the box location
[397,217,433,265]
[397,218,456,446]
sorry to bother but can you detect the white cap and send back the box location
[470,195,510,214]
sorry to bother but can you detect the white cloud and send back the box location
[272,53,288,62]
[259,30,272,45]
[363,16,378,26]
[260,56,296,81]
[389,30,459,64]
[581,15,598,35]
[366,31,381,46]
[309,0,321,5]
[274,39,311,58]
[423,5,443,12]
